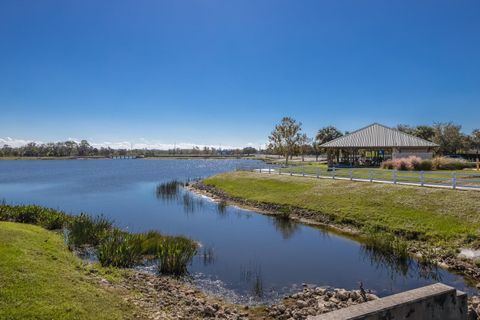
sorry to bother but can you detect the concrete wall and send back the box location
[309,283,467,320]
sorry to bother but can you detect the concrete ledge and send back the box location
[309,283,467,320]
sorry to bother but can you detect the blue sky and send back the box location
[1,0,479,149]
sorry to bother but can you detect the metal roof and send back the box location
[320,123,439,148]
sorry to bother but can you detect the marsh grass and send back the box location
[363,228,409,260]
[0,203,198,274]
[97,229,143,268]
[0,204,69,230]
[138,230,165,256]
[156,236,198,275]
[67,213,113,248]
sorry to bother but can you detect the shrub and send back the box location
[407,156,422,171]
[156,236,198,275]
[67,213,113,248]
[431,157,474,170]
[381,156,472,171]
[396,159,409,171]
[97,229,143,268]
[0,204,68,230]
[381,160,394,170]
[418,159,432,171]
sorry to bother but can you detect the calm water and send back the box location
[0,159,476,304]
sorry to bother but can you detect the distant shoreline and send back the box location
[0,155,258,161]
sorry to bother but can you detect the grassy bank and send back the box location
[203,171,480,249]
[0,222,137,320]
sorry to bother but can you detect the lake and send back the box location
[0,159,476,304]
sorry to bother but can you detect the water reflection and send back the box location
[360,245,442,283]
[156,180,204,214]
[198,246,216,266]
[182,192,204,214]
[156,180,184,201]
[240,262,265,300]
[271,216,300,239]
[217,201,228,217]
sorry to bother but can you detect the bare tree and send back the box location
[298,134,312,162]
[268,117,302,165]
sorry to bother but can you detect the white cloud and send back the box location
[0,137,265,150]
[0,137,43,148]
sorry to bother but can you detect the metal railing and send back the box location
[255,166,480,191]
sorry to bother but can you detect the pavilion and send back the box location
[319,123,439,166]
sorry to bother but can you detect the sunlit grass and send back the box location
[204,171,480,248]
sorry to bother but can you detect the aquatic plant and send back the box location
[156,180,184,200]
[67,213,113,248]
[97,229,143,267]
[137,230,165,256]
[156,236,198,275]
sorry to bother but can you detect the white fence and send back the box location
[252,166,480,191]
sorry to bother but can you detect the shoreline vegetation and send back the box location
[0,204,380,320]
[195,171,480,283]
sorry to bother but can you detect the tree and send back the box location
[78,140,92,156]
[298,134,312,162]
[470,129,480,158]
[242,147,257,156]
[268,117,302,165]
[397,124,434,141]
[413,126,435,141]
[432,122,465,155]
[396,124,415,135]
[314,126,343,162]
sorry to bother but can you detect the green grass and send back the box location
[204,171,480,248]
[0,222,137,320]
[275,166,480,187]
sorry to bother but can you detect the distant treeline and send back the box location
[0,140,259,158]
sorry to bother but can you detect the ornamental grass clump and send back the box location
[381,156,473,171]
[97,229,143,268]
[156,236,198,275]
[67,213,113,248]
[431,157,474,170]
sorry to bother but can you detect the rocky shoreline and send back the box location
[94,268,379,320]
[266,286,378,320]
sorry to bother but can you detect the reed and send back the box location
[67,213,113,248]
[156,180,184,200]
[156,236,198,275]
[97,229,143,267]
